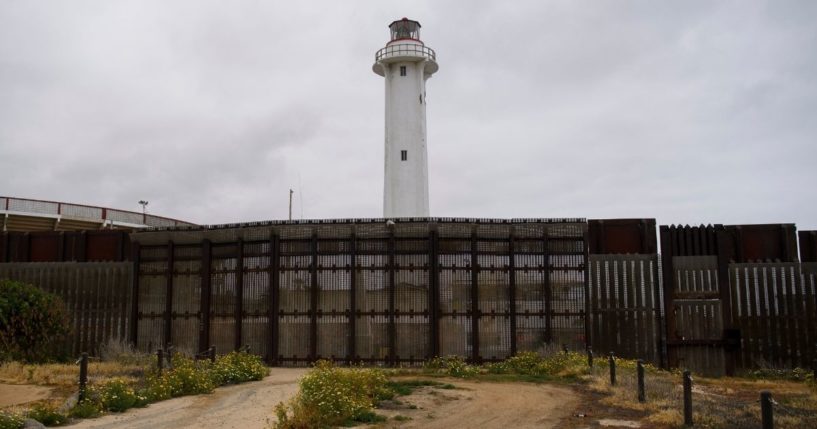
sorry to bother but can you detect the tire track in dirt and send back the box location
[374,379,578,429]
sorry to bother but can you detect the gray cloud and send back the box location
[1,0,815,230]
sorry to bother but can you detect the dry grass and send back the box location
[0,360,145,388]
[0,339,151,390]
[584,363,817,429]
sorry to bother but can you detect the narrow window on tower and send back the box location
[401,150,407,161]
[400,66,407,76]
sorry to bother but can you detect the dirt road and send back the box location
[0,383,53,408]
[63,371,577,429]
[373,379,578,429]
[65,368,307,429]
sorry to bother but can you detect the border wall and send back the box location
[129,219,587,365]
[1,218,816,376]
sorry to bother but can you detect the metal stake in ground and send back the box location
[78,353,88,402]
[157,349,164,374]
[813,358,817,381]
[760,391,773,429]
[166,344,174,369]
[209,345,216,363]
[609,352,616,385]
[637,359,646,403]
[587,347,594,369]
[683,370,693,426]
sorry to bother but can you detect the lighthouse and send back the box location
[373,18,438,218]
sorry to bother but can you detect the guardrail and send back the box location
[0,196,194,228]
[375,43,436,62]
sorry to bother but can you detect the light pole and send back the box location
[138,200,149,223]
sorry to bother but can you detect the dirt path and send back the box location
[373,379,579,429]
[0,383,53,407]
[61,371,577,429]
[64,368,307,429]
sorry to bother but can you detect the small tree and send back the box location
[0,279,71,362]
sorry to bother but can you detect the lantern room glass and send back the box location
[389,19,421,41]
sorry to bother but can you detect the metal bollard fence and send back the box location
[637,359,645,403]
[609,352,616,386]
[78,353,88,403]
[683,370,693,426]
[587,347,594,369]
[760,391,773,429]
[157,349,164,374]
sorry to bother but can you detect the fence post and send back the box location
[508,232,517,357]
[470,228,480,363]
[78,353,88,402]
[637,359,645,403]
[587,347,594,369]
[683,370,693,426]
[235,238,244,351]
[609,352,616,385]
[813,359,817,381]
[166,344,174,369]
[760,391,773,429]
[310,233,319,363]
[157,349,164,374]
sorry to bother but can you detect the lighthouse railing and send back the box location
[375,44,436,62]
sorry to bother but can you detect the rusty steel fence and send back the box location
[0,262,133,356]
[129,219,588,365]
[588,254,663,366]
[5,219,817,375]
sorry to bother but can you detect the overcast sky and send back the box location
[1,1,816,229]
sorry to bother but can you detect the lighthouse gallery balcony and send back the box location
[373,42,438,77]
[375,43,436,63]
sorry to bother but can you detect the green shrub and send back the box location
[26,403,68,426]
[0,411,24,429]
[97,378,141,412]
[743,367,813,382]
[486,351,543,375]
[68,400,102,419]
[142,371,173,402]
[422,356,479,378]
[274,360,390,428]
[484,351,589,380]
[146,355,215,398]
[210,351,269,385]
[0,280,71,362]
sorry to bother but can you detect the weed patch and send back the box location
[68,401,102,419]
[422,356,479,378]
[385,379,454,396]
[273,361,391,429]
[0,411,24,429]
[26,403,68,426]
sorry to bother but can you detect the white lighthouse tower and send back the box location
[373,18,438,218]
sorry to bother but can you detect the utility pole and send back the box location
[289,189,293,221]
